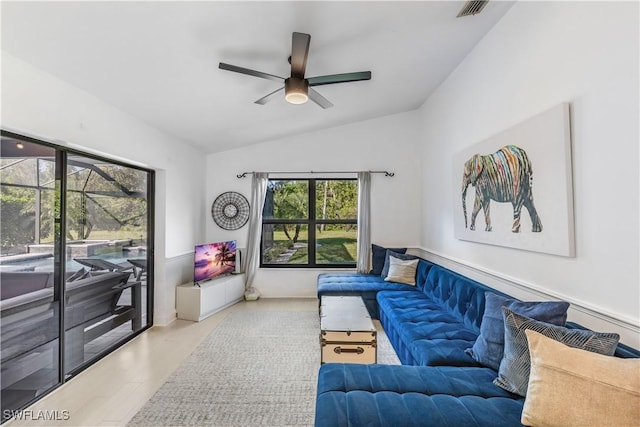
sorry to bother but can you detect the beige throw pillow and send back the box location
[521,330,640,427]
[383,256,418,286]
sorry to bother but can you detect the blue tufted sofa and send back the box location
[315,257,640,426]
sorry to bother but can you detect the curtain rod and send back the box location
[236,170,394,178]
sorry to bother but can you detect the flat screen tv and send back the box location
[194,240,237,284]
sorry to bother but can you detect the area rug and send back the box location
[127,310,399,427]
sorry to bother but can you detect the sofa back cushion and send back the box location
[421,266,498,332]
[0,272,52,300]
[414,259,435,291]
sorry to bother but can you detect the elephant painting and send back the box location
[462,145,542,233]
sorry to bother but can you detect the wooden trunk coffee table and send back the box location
[319,296,377,364]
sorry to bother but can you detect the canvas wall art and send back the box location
[453,103,575,257]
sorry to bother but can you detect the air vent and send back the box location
[457,0,489,18]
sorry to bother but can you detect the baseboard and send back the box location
[153,309,178,326]
[411,247,640,347]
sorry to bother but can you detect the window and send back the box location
[261,179,357,267]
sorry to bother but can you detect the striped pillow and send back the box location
[494,307,620,397]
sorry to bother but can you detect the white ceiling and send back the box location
[1,1,514,153]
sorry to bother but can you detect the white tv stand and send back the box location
[176,273,245,321]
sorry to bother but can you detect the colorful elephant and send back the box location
[462,145,542,233]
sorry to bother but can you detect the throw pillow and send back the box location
[370,244,406,276]
[521,330,640,427]
[380,250,419,278]
[494,307,619,397]
[466,293,570,371]
[384,257,419,286]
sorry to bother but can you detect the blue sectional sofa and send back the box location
[315,256,640,426]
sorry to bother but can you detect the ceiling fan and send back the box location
[219,32,371,109]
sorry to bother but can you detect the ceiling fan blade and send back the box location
[308,88,333,109]
[254,87,284,105]
[219,62,284,82]
[308,71,372,87]
[290,32,311,78]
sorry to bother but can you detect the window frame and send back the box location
[260,178,357,268]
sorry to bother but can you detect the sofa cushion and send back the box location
[409,338,481,367]
[467,293,570,370]
[384,257,419,285]
[370,244,406,275]
[318,364,518,398]
[521,330,640,427]
[316,364,525,427]
[380,250,419,278]
[377,290,480,366]
[315,391,525,427]
[317,273,388,292]
[494,308,620,397]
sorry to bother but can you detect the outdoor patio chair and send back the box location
[73,258,133,273]
[127,258,147,281]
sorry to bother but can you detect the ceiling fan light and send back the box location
[284,78,309,104]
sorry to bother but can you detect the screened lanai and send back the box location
[1,136,148,260]
[0,133,154,420]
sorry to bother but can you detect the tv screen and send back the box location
[194,240,237,283]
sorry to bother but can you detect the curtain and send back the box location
[356,171,371,273]
[244,172,268,296]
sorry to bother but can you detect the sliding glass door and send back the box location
[0,139,61,421]
[63,153,151,373]
[0,131,154,420]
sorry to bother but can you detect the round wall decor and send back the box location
[211,192,250,230]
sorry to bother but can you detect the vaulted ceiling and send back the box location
[1,1,514,153]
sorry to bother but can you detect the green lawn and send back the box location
[264,229,356,264]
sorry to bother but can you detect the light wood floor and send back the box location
[5,298,319,427]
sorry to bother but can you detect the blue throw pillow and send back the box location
[380,250,419,278]
[465,293,570,371]
[370,244,406,275]
[494,307,620,397]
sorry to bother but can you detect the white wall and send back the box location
[417,2,639,345]
[205,110,423,297]
[1,52,207,325]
